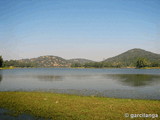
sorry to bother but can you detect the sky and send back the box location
[0,0,160,61]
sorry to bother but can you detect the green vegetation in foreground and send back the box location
[0,66,15,69]
[0,92,160,120]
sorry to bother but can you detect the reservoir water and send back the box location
[0,68,160,100]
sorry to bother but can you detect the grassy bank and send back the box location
[0,66,15,69]
[0,92,160,120]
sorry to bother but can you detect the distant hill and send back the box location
[10,56,94,67]
[3,48,160,68]
[18,56,70,67]
[103,48,160,67]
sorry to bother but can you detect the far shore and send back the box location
[1,66,160,70]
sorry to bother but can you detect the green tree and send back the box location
[151,62,160,67]
[71,63,82,67]
[0,56,3,67]
[136,58,149,68]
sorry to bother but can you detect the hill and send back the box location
[4,56,94,68]
[103,48,160,67]
[4,56,70,68]
[3,48,160,68]
[18,56,70,67]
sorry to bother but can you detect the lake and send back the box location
[0,68,160,100]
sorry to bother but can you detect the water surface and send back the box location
[0,68,160,100]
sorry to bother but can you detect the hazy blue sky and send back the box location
[0,0,160,61]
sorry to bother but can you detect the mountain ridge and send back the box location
[3,48,160,67]
[11,56,95,67]
[102,48,160,67]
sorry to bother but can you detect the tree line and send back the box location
[3,60,36,68]
[135,58,160,68]
[71,58,160,68]
[0,56,160,68]
[0,56,36,68]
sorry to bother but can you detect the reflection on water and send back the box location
[36,75,63,82]
[3,75,63,82]
[106,74,160,87]
[0,71,2,83]
[0,68,160,100]
[0,75,2,83]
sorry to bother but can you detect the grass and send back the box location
[0,92,160,120]
[0,66,15,69]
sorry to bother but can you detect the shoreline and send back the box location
[0,91,160,120]
[1,67,160,70]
